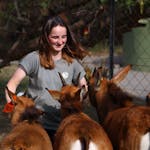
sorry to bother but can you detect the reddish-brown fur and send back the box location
[95,77,134,123]
[88,65,150,150]
[104,106,150,150]
[47,85,113,150]
[0,88,53,150]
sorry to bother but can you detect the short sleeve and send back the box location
[72,59,86,84]
[19,51,39,77]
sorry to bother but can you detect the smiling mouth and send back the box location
[55,46,62,48]
[55,44,65,47]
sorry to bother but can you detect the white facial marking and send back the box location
[89,141,98,150]
[70,140,98,150]
[71,140,81,150]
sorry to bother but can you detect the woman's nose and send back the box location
[57,38,64,45]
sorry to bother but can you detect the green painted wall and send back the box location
[123,18,150,72]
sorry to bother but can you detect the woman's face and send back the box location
[48,25,67,52]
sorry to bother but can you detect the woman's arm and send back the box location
[5,67,26,103]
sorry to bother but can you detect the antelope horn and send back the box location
[58,72,67,86]
[92,67,97,77]
[72,72,81,86]
[76,72,81,86]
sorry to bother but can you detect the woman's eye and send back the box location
[62,35,67,39]
[49,35,67,39]
[51,36,58,39]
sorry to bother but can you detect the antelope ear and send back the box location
[74,88,82,101]
[5,86,17,103]
[111,64,132,83]
[46,88,61,101]
[3,102,14,113]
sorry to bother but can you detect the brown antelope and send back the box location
[0,87,53,150]
[46,72,113,150]
[88,65,150,150]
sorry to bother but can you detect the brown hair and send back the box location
[39,15,88,69]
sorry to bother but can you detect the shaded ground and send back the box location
[0,107,11,141]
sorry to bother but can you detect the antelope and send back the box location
[46,72,113,150]
[88,65,150,150]
[0,87,53,150]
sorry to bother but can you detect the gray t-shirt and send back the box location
[19,51,86,130]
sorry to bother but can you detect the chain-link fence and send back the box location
[108,2,149,103]
[115,2,150,102]
[82,0,150,103]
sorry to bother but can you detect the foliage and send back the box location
[99,0,150,12]
[0,0,149,68]
[0,0,149,24]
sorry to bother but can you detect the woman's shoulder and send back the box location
[26,51,39,57]
[71,58,78,63]
[20,51,40,65]
[19,51,40,74]
[22,51,39,60]
[72,58,83,65]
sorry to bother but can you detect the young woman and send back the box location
[5,15,88,142]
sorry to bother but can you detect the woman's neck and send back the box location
[51,51,62,61]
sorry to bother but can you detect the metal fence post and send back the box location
[109,0,115,79]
